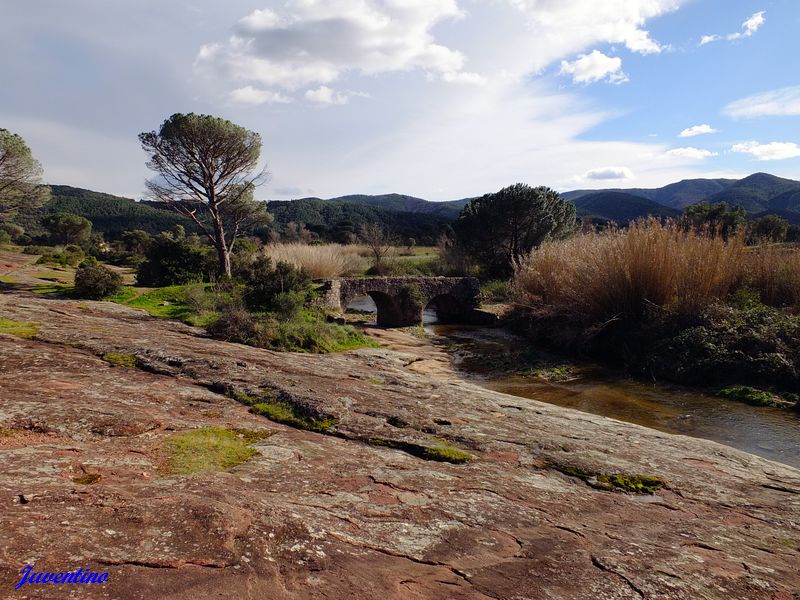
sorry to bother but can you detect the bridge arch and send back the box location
[424,293,465,325]
[317,276,489,328]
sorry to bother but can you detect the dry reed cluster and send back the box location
[263,243,366,279]
[515,219,800,326]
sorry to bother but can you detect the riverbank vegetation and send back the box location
[514,219,800,404]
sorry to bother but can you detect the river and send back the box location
[346,296,800,468]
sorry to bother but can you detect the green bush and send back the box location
[241,258,311,311]
[136,233,214,286]
[33,244,85,267]
[0,230,10,245]
[645,299,800,392]
[718,386,783,407]
[74,260,123,299]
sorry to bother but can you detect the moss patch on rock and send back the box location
[250,401,337,433]
[102,352,138,368]
[368,438,473,464]
[0,318,40,339]
[553,464,665,495]
[164,427,267,475]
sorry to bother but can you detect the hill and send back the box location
[14,186,194,239]
[573,191,681,223]
[703,173,800,213]
[322,193,470,219]
[563,178,737,209]
[267,197,450,245]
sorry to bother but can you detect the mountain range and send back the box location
[309,173,800,224]
[22,173,800,243]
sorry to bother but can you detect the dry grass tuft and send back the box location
[263,243,366,279]
[742,245,800,310]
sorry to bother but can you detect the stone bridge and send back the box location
[316,276,490,327]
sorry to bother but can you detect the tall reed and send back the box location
[263,243,366,279]
[515,219,746,326]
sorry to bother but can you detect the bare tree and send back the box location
[359,223,394,266]
[139,113,270,277]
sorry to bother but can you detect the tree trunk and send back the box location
[211,213,232,278]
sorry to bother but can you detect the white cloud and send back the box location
[560,50,627,85]
[679,124,717,138]
[700,10,765,45]
[584,166,634,181]
[665,147,718,160]
[305,85,350,105]
[229,86,292,105]
[740,11,766,37]
[732,141,800,161]
[508,0,668,54]
[195,0,481,92]
[724,86,800,119]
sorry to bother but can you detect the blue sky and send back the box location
[1,0,798,200]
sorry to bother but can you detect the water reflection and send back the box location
[346,295,440,325]
[428,324,800,469]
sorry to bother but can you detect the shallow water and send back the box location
[346,297,800,468]
[426,323,800,469]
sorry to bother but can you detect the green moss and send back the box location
[164,427,263,475]
[552,464,665,494]
[718,386,788,408]
[103,352,137,368]
[0,275,17,284]
[0,318,40,339]
[250,401,337,433]
[368,438,473,464]
[596,474,665,494]
[231,391,260,406]
[73,473,101,485]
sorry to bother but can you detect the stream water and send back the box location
[346,295,800,469]
[428,323,800,469]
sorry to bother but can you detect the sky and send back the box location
[1,0,799,201]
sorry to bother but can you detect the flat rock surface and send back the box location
[1,290,799,599]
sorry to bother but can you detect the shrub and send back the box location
[241,258,311,311]
[206,304,265,347]
[0,230,10,245]
[74,260,123,299]
[136,233,214,286]
[34,244,85,267]
[645,300,800,390]
[263,243,365,278]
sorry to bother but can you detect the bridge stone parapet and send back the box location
[316,276,489,327]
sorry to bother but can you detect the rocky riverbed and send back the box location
[1,290,799,599]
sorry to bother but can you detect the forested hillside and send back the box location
[15,185,193,238]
